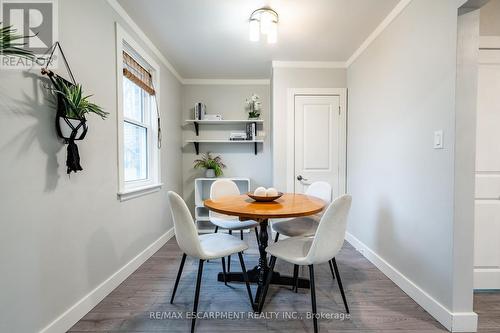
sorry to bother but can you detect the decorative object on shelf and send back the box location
[193,152,226,178]
[247,186,283,202]
[229,131,247,141]
[0,22,35,59]
[203,114,223,121]
[194,102,206,120]
[41,42,108,174]
[249,7,279,44]
[245,93,262,119]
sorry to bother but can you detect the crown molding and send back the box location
[108,0,413,81]
[106,0,183,83]
[346,0,413,67]
[272,61,346,69]
[182,79,270,85]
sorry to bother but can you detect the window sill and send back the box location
[118,183,163,202]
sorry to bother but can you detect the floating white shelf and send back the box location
[186,118,264,155]
[186,119,264,124]
[186,139,264,155]
[186,139,264,143]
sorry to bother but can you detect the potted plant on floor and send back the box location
[193,152,226,178]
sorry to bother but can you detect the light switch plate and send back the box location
[434,130,444,149]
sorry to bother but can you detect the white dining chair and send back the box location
[258,194,352,333]
[210,179,259,272]
[272,181,336,285]
[273,181,332,240]
[167,191,254,333]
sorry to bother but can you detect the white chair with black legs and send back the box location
[210,179,259,273]
[258,195,352,333]
[272,181,337,286]
[167,191,254,333]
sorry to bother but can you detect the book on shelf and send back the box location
[245,123,256,140]
[194,103,206,120]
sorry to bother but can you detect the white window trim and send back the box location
[116,23,162,201]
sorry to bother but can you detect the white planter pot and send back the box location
[58,117,86,140]
[205,169,216,178]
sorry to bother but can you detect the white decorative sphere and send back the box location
[254,187,266,196]
[265,188,278,197]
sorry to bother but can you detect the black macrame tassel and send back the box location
[66,140,83,174]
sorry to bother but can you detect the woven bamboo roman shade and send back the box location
[123,51,155,95]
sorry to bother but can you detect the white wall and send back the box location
[182,84,271,209]
[480,0,500,35]
[271,67,346,190]
[346,0,476,330]
[0,1,182,332]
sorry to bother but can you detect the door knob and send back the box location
[297,175,308,181]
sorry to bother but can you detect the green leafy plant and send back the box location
[53,78,108,120]
[193,152,226,177]
[0,22,34,59]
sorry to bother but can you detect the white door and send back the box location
[294,95,343,198]
[474,47,500,289]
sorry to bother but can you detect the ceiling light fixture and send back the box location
[249,7,279,44]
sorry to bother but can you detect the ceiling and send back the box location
[117,0,400,79]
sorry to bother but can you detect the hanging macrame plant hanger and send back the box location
[41,42,87,174]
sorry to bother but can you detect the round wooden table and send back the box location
[204,193,325,308]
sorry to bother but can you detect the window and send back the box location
[116,25,161,200]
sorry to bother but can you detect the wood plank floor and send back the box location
[69,234,500,333]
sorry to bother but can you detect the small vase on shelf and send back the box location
[205,169,216,178]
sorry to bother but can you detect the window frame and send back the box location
[116,23,162,201]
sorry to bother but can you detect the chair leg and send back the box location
[328,260,336,280]
[191,259,204,333]
[221,256,228,286]
[309,265,318,333]
[258,255,277,313]
[227,230,232,272]
[240,229,244,240]
[332,258,349,314]
[254,227,260,246]
[293,264,299,293]
[238,252,254,309]
[214,226,218,233]
[274,232,280,243]
[170,253,187,304]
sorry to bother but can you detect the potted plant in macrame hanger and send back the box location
[193,152,226,178]
[41,42,108,174]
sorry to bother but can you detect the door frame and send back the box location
[286,88,347,194]
[474,36,500,289]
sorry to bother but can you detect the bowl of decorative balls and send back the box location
[247,187,283,202]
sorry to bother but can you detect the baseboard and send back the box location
[39,227,175,333]
[473,268,500,289]
[345,232,478,332]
